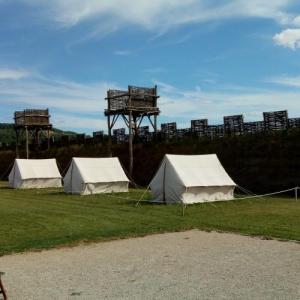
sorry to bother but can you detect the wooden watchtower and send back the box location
[105,85,160,175]
[14,109,52,159]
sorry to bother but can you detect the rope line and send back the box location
[104,192,161,204]
[236,185,258,197]
[102,186,299,204]
[233,187,297,201]
[136,184,151,206]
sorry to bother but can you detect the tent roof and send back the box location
[14,159,61,180]
[72,157,129,183]
[165,154,236,187]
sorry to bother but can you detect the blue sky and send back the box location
[1,0,300,134]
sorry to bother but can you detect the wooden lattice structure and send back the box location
[224,115,244,136]
[93,131,104,144]
[263,110,288,131]
[191,119,208,137]
[176,128,190,140]
[14,109,52,158]
[105,85,160,174]
[288,117,300,129]
[113,128,126,144]
[161,122,177,140]
[243,121,264,135]
[105,86,160,135]
[137,126,150,142]
[207,125,224,139]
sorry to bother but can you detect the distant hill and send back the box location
[0,123,77,146]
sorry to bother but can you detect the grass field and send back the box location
[0,182,299,256]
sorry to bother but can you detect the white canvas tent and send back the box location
[8,159,62,189]
[63,157,129,195]
[150,154,236,204]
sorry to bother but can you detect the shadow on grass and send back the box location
[0,186,11,190]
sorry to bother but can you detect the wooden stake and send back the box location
[182,202,185,217]
[295,187,298,202]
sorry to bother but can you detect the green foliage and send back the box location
[0,124,15,145]
[0,184,299,256]
[0,123,77,146]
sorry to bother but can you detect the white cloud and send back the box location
[268,75,300,87]
[273,28,300,49]
[156,80,300,125]
[18,0,296,35]
[53,114,108,132]
[114,50,134,56]
[292,15,300,26]
[0,76,117,113]
[0,69,30,80]
[0,74,122,132]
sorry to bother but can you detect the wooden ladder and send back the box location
[0,272,7,300]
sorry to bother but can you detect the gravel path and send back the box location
[0,230,299,300]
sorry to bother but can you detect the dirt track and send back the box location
[0,230,299,299]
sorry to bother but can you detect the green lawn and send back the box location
[0,182,299,256]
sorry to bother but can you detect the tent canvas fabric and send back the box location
[150,154,236,204]
[63,157,129,195]
[8,159,62,189]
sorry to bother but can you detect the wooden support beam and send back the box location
[107,114,112,157]
[137,115,144,129]
[121,115,129,128]
[111,114,120,129]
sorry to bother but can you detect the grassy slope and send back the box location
[0,123,77,145]
[0,183,299,256]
